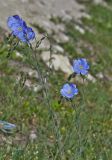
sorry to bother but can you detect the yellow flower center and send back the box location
[80,65,83,69]
[18,27,22,31]
[67,89,72,94]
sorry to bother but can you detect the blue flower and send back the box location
[0,120,16,133]
[25,27,35,41]
[16,27,35,42]
[15,31,27,42]
[7,15,35,42]
[60,83,78,99]
[7,15,22,29]
[72,58,89,75]
[7,15,26,35]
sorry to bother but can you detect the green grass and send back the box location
[63,4,112,75]
[0,3,112,160]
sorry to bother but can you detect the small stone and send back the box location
[54,33,69,43]
[41,51,72,74]
[21,0,28,3]
[96,72,104,79]
[38,39,50,50]
[94,0,104,4]
[28,70,38,78]
[15,51,23,58]
[29,130,37,141]
[87,74,96,83]
[56,24,66,32]
[8,60,39,79]
[33,85,42,92]
[53,45,64,53]
[75,25,85,34]
[25,79,32,88]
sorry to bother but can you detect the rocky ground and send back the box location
[0,0,106,29]
[0,0,106,75]
[0,0,87,29]
[0,0,105,35]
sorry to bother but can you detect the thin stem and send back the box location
[67,73,76,82]
[54,101,78,160]
[7,40,19,58]
[71,102,82,159]
[29,38,62,158]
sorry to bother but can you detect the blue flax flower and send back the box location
[72,58,89,75]
[0,120,16,133]
[60,83,78,99]
[7,15,35,43]
[7,15,22,30]
[25,27,35,41]
[17,27,35,42]
[7,15,27,38]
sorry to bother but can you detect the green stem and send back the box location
[29,38,62,158]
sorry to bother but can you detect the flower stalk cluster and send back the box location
[7,15,35,43]
[5,15,90,159]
